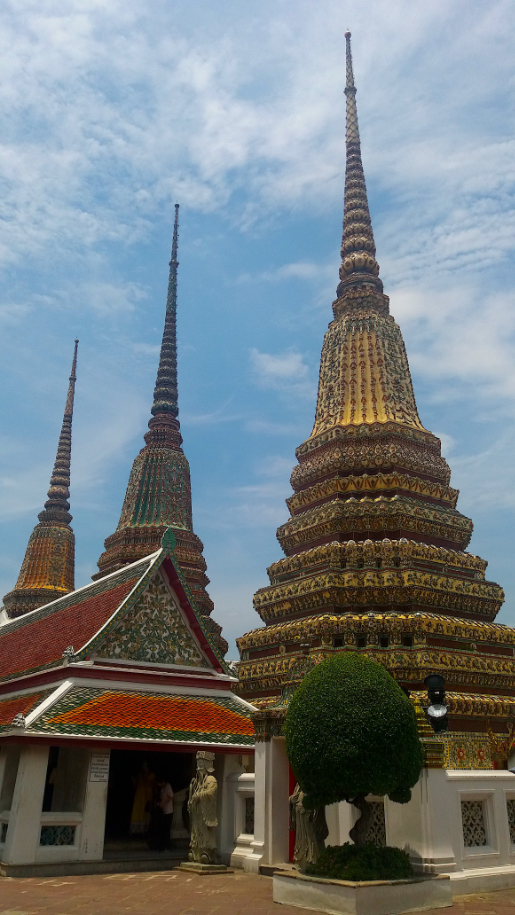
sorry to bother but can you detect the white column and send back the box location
[216,752,242,864]
[268,737,290,866]
[79,750,110,861]
[245,739,268,872]
[3,744,49,865]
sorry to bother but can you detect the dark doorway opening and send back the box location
[104,748,194,860]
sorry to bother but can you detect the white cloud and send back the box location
[0,0,510,281]
[392,285,515,415]
[250,347,315,399]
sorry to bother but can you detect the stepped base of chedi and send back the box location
[236,33,512,762]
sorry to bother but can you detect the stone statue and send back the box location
[289,782,328,869]
[188,750,219,864]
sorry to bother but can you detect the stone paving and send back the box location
[0,870,515,915]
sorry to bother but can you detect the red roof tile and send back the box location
[0,692,43,727]
[0,579,137,681]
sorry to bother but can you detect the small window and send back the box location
[375,559,382,569]
[393,558,401,568]
[357,560,364,569]
[380,636,389,648]
[357,636,367,648]
[333,637,343,648]
[402,635,413,648]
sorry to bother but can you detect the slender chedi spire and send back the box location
[3,341,78,619]
[311,29,425,432]
[152,203,180,418]
[96,206,227,654]
[236,34,504,723]
[338,30,381,297]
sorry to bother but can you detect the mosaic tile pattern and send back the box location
[442,732,492,769]
[96,571,208,668]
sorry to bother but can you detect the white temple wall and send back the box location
[0,745,109,869]
[249,741,515,892]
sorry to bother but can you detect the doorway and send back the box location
[104,748,194,860]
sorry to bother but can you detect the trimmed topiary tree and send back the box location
[284,652,424,846]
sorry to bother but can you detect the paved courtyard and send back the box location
[1,870,515,915]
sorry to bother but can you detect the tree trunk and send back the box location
[349,795,373,846]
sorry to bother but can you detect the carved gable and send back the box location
[95,571,209,668]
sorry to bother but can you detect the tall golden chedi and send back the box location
[237,33,514,765]
[3,340,78,619]
[96,205,228,655]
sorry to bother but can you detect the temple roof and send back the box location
[0,531,227,685]
[0,685,254,747]
[0,685,254,748]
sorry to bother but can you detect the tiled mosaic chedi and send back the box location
[236,32,515,753]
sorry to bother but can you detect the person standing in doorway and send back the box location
[154,776,174,851]
[130,761,155,835]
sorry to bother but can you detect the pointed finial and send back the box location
[64,339,79,416]
[39,340,79,524]
[336,32,382,300]
[151,204,180,418]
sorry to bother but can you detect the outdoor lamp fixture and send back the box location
[424,673,449,733]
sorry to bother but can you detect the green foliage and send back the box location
[305,843,413,882]
[284,652,423,808]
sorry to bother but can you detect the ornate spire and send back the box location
[236,34,505,728]
[39,339,78,525]
[95,207,227,654]
[337,30,382,298]
[151,203,179,420]
[3,341,78,619]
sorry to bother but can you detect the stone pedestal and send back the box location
[179,861,232,875]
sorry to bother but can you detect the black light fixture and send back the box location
[424,673,449,733]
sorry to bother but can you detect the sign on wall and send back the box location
[89,753,110,782]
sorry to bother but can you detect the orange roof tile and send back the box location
[47,692,255,736]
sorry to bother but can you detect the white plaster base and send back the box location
[273,871,452,915]
[450,865,515,896]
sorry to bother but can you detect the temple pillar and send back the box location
[245,737,289,872]
[3,744,49,865]
[79,751,110,861]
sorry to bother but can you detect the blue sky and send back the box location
[0,0,514,655]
